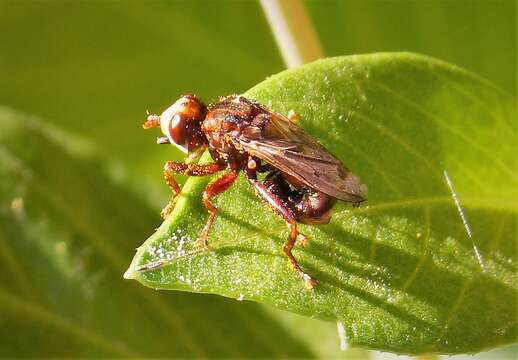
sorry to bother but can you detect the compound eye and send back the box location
[169,113,188,148]
[158,95,206,154]
[159,104,189,153]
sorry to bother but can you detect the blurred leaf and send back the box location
[126,53,517,355]
[305,0,516,95]
[0,108,313,358]
[0,0,282,191]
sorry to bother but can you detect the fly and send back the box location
[142,94,368,288]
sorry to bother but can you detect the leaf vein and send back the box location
[440,277,473,337]
[373,82,517,182]
[401,206,432,292]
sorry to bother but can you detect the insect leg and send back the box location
[197,170,239,248]
[261,171,310,247]
[245,167,317,289]
[142,113,160,129]
[161,162,221,218]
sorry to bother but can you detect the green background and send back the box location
[0,0,515,358]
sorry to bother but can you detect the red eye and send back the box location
[158,95,207,153]
[169,113,187,147]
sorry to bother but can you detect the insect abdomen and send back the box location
[262,171,336,225]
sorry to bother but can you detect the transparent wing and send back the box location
[233,110,368,202]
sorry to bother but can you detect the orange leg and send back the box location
[161,161,221,219]
[197,171,239,248]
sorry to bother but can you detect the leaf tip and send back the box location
[123,267,136,280]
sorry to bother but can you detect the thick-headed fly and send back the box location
[142,94,367,288]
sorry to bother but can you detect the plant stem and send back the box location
[259,0,324,68]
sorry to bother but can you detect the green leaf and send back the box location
[125,53,517,355]
[305,1,516,95]
[0,108,313,358]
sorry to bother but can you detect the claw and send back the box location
[302,273,317,289]
[194,236,210,250]
[299,233,308,247]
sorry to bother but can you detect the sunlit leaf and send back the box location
[126,52,517,355]
[0,108,312,357]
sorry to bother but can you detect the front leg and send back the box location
[161,161,221,218]
[197,171,239,248]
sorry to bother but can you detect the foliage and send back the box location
[126,53,517,355]
[0,109,312,357]
[0,1,515,358]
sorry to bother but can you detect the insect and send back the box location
[142,94,367,288]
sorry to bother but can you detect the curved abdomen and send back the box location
[262,171,336,225]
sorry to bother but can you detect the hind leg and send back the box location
[261,171,310,247]
[246,167,316,288]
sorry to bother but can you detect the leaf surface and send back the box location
[126,53,517,354]
[0,108,312,358]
